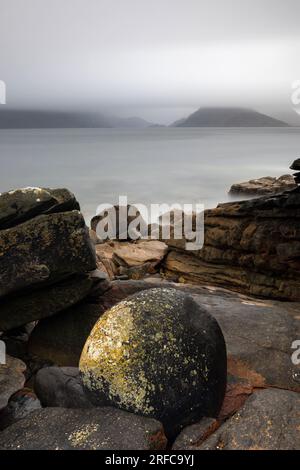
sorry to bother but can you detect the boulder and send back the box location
[0,388,41,430]
[198,389,300,450]
[0,355,26,410]
[0,407,167,450]
[79,288,227,437]
[0,187,80,230]
[0,210,96,298]
[290,158,300,171]
[34,367,93,408]
[229,175,296,196]
[163,187,300,301]
[0,274,96,331]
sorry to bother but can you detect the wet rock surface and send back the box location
[80,288,227,437]
[0,407,167,450]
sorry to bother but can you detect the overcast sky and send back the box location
[0,0,300,123]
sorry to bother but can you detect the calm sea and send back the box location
[0,127,299,222]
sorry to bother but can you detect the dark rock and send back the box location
[1,323,35,359]
[0,274,96,331]
[79,288,227,437]
[198,389,300,450]
[0,187,80,230]
[0,407,167,450]
[0,388,41,430]
[172,417,219,450]
[0,210,96,299]
[0,355,26,410]
[290,158,300,171]
[34,367,93,408]
[28,301,106,366]
[229,175,296,196]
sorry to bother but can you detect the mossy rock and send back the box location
[79,287,227,437]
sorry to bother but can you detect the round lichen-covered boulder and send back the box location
[79,288,227,436]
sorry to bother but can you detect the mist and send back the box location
[1,0,300,124]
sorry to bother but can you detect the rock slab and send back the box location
[0,407,167,450]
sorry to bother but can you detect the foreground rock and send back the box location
[0,187,80,230]
[229,175,296,196]
[0,187,97,331]
[0,388,41,430]
[0,407,167,450]
[172,417,219,450]
[198,389,300,450]
[0,355,26,410]
[0,274,96,332]
[80,288,227,437]
[34,367,92,408]
[0,210,95,299]
[163,187,300,301]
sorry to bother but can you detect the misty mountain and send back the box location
[171,107,289,127]
[0,109,155,129]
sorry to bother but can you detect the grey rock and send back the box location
[172,417,219,450]
[0,274,96,331]
[34,367,93,408]
[0,407,167,450]
[0,187,80,230]
[0,210,96,299]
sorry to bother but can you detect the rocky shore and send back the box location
[0,175,300,450]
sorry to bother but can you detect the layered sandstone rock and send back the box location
[163,187,300,300]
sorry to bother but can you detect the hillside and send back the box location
[0,109,155,129]
[172,107,289,127]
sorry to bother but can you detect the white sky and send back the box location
[0,0,300,123]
